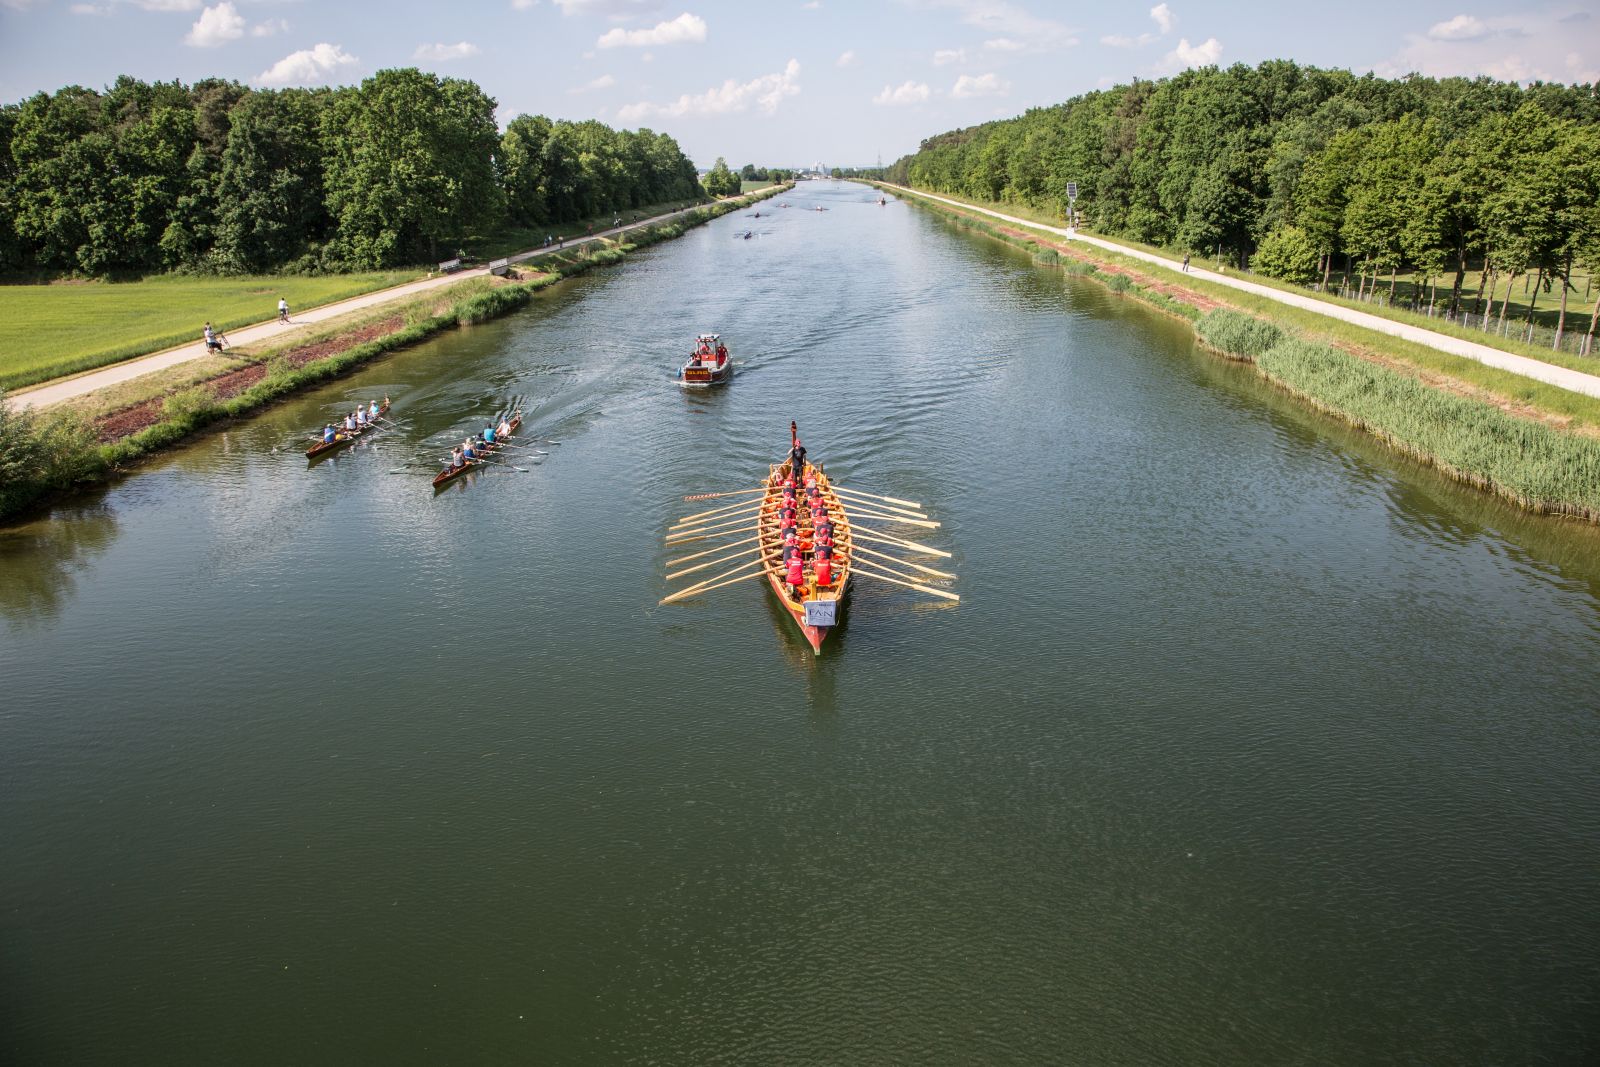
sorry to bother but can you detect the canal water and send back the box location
[3,180,1598,1065]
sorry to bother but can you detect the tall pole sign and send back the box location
[1066,181,1078,226]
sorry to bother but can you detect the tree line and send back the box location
[0,68,706,276]
[891,65,1600,344]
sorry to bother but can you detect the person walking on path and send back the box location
[277,297,289,324]
[1181,253,1191,273]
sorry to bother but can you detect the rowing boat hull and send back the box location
[431,415,522,490]
[757,461,852,655]
[306,403,389,461]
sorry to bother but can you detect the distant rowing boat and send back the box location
[431,414,522,490]
[305,400,389,461]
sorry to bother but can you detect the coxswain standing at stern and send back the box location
[787,421,807,480]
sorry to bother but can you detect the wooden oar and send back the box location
[666,536,759,568]
[666,513,764,542]
[671,498,766,528]
[832,498,929,520]
[852,565,961,602]
[682,487,765,502]
[849,543,957,579]
[837,551,949,587]
[830,485,922,509]
[659,558,767,604]
[852,526,953,558]
[839,507,940,529]
[666,544,764,581]
[659,568,769,605]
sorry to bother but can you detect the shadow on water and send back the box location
[0,499,119,628]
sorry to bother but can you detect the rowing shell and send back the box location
[431,415,522,490]
[757,460,852,654]
[305,402,389,461]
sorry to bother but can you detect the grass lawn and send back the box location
[739,180,777,193]
[0,271,417,391]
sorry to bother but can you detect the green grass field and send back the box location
[0,271,416,391]
[739,180,777,193]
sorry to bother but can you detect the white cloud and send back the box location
[554,0,662,15]
[1161,36,1221,70]
[618,58,800,121]
[983,37,1025,51]
[923,0,1077,51]
[952,71,1010,97]
[257,42,359,87]
[251,17,287,37]
[873,80,931,106]
[1102,4,1175,48]
[933,47,967,64]
[598,11,706,48]
[70,2,113,13]
[835,49,857,67]
[1376,10,1598,84]
[183,1,243,46]
[414,41,480,61]
[1427,14,1488,40]
[568,73,616,93]
[134,0,200,9]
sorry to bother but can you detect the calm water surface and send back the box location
[3,181,1599,1065]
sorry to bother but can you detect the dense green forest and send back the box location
[0,68,705,276]
[891,64,1600,321]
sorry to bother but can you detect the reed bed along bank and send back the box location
[0,187,786,523]
[891,185,1600,524]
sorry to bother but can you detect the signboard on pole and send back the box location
[1066,181,1078,202]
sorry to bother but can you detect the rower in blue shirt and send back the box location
[484,424,496,445]
[323,424,337,443]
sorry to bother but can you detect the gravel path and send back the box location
[883,184,1600,402]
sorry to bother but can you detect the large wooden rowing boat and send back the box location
[757,458,853,654]
[660,425,956,654]
[431,414,522,490]
[305,400,389,461]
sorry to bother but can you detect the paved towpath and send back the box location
[13,198,747,410]
[882,184,1600,401]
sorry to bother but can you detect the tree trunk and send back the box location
[1450,242,1466,313]
[1525,267,1543,342]
[1583,295,1600,357]
[1555,250,1572,350]
[1496,272,1515,334]
[1428,276,1437,316]
[1389,264,1398,306]
[1321,251,1332,290]
[1482,267,1498,329]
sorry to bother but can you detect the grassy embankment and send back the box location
[0,185,789,522]
[878,183,1600,370]
[878,182,1600,522]
[0,271,418,391]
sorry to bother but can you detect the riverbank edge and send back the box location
[0,185,789,524]
[874,180,1600,525]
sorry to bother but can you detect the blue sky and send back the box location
[1,0,1595,168]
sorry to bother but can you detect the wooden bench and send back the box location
[438,258,463,274]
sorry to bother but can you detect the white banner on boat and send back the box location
[804,600,836,628]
